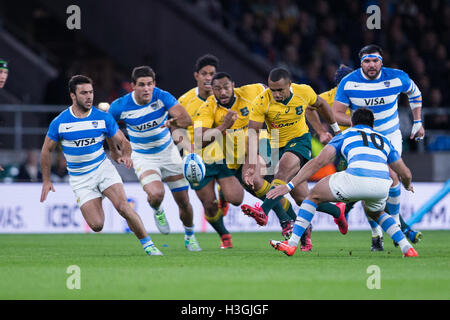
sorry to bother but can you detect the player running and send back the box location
[108,66,201,252]
[40,75,163,256]
[194,72,299,239]
[241,68,347,237]
[178,54,238,249]
[268,108,418,258]
[333,45,424,249]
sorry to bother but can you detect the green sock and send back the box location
[317,202,341,219]
[282,198,297,220]
[399,214,409,232]
[205,210,229,236]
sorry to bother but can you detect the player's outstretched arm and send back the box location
[305,108,332,144]
[312,96,341,135]
[106,137,122,163]
[267,145,336,199]
[389,159,414,192]
[333,101,352,127]
[111,130,133,169]
[243,120,264,188]
[165,103,193,129]
[40,136,58,202]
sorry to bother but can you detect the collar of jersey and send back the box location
[353,124,372,130]
[216,95,237,109]
[132,91,153,106]
[280,92,293,105]
[69,105,92,119]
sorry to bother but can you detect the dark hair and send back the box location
[195,54,219,72]
[68,75,93,94]
[131,66,156,84]
[211,72,232,84]
[269,67,291,82]
[358,44,383,59]
[334,64,353,86]
[352,108,375,127]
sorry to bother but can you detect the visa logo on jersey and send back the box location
[74,138,97,147]
[364,97,385,106]
[136,120,159,131]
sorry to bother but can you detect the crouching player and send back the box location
[267,108,418,257]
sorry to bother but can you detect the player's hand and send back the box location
[0,165,3,171]
[266,185,289,199]
[410,122,425,141]
[163,118,177,129]
[243,164,256,189]
[117,156,133,169]
[319,132,333,144]
[223,110,238,129]
[40,181,55,202]
[109,150,122,163]
[404,182,414,193]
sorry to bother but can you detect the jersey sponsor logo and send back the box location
[135,120,159,131]
[73,138,97,147]
[364,97,385,106]
[271,120,299,128]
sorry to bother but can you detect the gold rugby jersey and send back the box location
[196,83,265,169]
[250,83,317,148]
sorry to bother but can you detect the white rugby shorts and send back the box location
[69,158,123,207]
[386,129,403,156]
[329,171,393,212]
[132,141,186,182]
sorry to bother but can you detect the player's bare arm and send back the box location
[111,129,133,169]
[267,145,336,199]
[305,108,333,144]
[333,101,352,127]
[106,137,122,163]
[195,109,237,149]
[165,103,193,129]
[389,159,414,192]
[40,136,58,202]
[410,106,425,140]
[243,119,263,188]
[311,96,341,135]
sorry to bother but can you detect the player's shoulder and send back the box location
[235,83,265,102]
[50,107,71,125]
[340,70,361,84]
[110,92,132,110]
[382,67,410,80]
[178,87,197,101]
[92,106,112,119]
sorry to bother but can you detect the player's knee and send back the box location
[148,189,165,204]
[89,222,104,232]
[203,200,218,217]
[226,192,243,206]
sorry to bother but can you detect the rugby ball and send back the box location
[183,153,206,184]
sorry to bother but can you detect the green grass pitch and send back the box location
[0,231,449,300]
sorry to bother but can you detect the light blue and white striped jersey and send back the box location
[109,87,177,154]
[328,125,400,180]
[334,67,421,136]
[47,106,119,176]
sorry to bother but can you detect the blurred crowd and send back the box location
[190,0,450,111]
